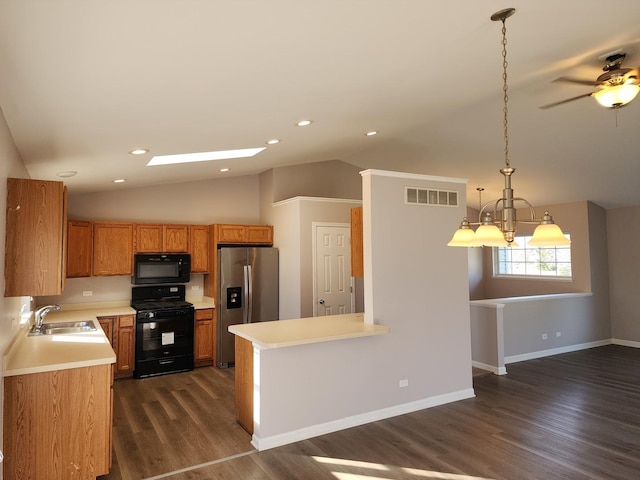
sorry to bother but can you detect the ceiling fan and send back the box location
[540,53,640,109]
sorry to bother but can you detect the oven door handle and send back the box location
[244,264,253,323]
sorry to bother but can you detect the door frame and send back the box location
[311,222,354,317]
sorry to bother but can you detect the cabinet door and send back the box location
[93,222,134,276]
[163,224,189,252]
[97,316,114,345]
[194,309,214,363]
[67,220,93,278]
[135,224,163,253]
[5,178,66,296]
[115,315,135,375]
[216,224,247,243]
[189,225,209,273]
[3,365,112,479]
[247,225,273,244]
[350,206,364,278]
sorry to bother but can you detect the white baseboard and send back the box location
[472,360,507,375]
[251,388,476,451]
[505,339,612,365]
[612,338,640,349]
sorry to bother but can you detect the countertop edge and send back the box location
[235,326,390,349]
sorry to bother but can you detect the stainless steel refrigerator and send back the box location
[217,246,279,368]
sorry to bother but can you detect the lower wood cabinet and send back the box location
[194,308,215,366]
[3,364,113,480]
[234,335,254,434]
[99,315,135,378]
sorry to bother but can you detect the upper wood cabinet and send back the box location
[4,178,67,297]
[215,224,273,245]
[67,220,93,278]
[134,223,189,253]
[351,206,364,278]
[189,225,209,273]
[93,222,134,276]
[134,223,163,252]
[204,223,274,299]
[163,224,189,252]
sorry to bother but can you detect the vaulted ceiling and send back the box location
[1,1,639,209]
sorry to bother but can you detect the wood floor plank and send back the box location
[100,345,640,480]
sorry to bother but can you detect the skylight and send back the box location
[147,147,266,166]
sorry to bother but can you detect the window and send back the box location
[494,234,572,278]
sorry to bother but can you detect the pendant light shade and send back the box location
[528,212,571,246]
[473,224,508,247]
[447,218,477,247]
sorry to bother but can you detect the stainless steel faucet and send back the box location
[32,304,61,333]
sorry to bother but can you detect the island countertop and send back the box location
[229,312,389,349]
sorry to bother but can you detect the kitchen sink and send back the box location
[29,320,97,336]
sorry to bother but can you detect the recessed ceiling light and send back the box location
[296,120,313,127]
[220,168,230,172]
[113,179,127,183]
[365,131,378,136]
[56,170,78,178]
[266,139,280,145]
[129,149,149,155]
[147,147,265,166]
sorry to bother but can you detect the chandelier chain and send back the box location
[501,19,510,168]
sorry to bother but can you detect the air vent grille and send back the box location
[405,187,458,207]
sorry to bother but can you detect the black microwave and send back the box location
[132,253,191,285]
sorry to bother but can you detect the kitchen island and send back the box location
[229,313,389,438]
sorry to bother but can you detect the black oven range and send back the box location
[130,284,194,378]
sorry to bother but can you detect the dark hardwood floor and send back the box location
[101,345,640,480]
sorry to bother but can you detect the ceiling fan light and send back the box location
[593,83,640,108]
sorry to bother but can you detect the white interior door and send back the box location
[314,223,353,316]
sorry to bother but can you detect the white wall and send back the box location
[253,170,474,448]
[0,106,32,476]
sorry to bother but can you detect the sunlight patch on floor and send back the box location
[312,456,496,480]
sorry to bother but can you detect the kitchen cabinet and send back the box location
[3,364,112,479]
[98,316,114,345]
[134,223,190,253]
[4,177,68,297]
[215,224,273,245]
[194,308,215,366]
[350,206,364,278]
[93,222,134,276]
[234,335,254,434]
[98,315,135,378]
[163,224,189,252]
[134,223,163,252]
[204,223,274,299]
[189,224,209,273]
[67,219,93,278]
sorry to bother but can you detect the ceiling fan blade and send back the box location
[552,76,598,86]
[539,92,594,110]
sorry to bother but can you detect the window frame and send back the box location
[492,234,572,280]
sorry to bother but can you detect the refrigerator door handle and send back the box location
[246,264,253,323]
[243,265,249,323]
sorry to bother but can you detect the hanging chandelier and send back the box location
[448,8,570,248]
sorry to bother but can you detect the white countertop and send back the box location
[3,298,216,378]
[2,307,126,377]
[229,312,389,349]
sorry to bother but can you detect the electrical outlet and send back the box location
[82,290,93,297]
[191,285,200,290]
[399,379,409,388]
[556,331,562,337]
[541,333,548,340]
